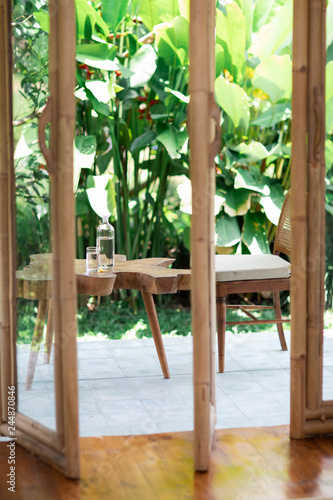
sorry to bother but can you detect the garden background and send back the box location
[13,0,333,342]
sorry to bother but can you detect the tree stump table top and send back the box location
[16,253,191,300]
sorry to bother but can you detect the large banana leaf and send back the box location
[76,44,118,71]
[130,45,157,88]
[86,173,118,218]
[253,0,288,33]
[215,76,250,131]
[215,214,241,247]
[74,136,96,192]
[243,212,270,254]
[249,0,292,59]
[132,0,180,32]
[251,102,291,127]
[259,183,285,225]
[101,0,129,32]
[216,3,246,82]
[252,55,292,104]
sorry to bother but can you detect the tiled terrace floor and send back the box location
[16,330,333,437]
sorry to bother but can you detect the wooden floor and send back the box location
[1,426,333,500]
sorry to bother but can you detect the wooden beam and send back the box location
[306,0,326,411]
[290,0,309,439]
[48,0,80,479]
[190,0,214,472]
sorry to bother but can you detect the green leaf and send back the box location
[327,0,333,49]
[76,44,118,71]
[74,136,96,191]
[86,173,118,218]
[251,102,291,127]
[259,183,285,225]
[234,0,253,46]
[132,0,179,31]
[86,81,111,103]
[215,214,241,247]
[243,212,270,254]
[34,10,50,34]
[249,0,292,58]
[326,139,333,173]
[102,0,129,31]
[129,45,157,88]
[76,189,90,216]
[215,76,250,131]
[234,168,270,195]
[156,126,188,159]
[14,123,43,161]
[215,44,225,78]
[216,4,246,82]
[178,0,189,21]
[326,61,333,134]
[130,131,157,152]
[253,0,287,32]
[252,55,292,104]
[75,0,109,39]
[75,135,97,155]
[165,87,189,103]
[223,187,251,216]
[231,141,280,163]
[166,16,189,56]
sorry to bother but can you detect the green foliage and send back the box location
[12,0,333,310]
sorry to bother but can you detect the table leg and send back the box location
[216,296,226,373]
[44,300,53,363]
[25,299,48,390]
[141,291,170,379]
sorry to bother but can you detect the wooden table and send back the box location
[17,254,191,389]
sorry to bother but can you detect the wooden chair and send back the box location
[216,191,291,372]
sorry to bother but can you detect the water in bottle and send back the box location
[96,215,115,270]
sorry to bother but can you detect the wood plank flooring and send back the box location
[1,426,333,500]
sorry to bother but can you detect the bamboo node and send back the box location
[321,414,326,423]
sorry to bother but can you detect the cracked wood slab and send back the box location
[16,254,191,299]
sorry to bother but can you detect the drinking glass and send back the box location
[86,246,99,272]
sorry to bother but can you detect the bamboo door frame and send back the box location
[189,0,220,471]
[0,0,80,478]
[290,0,333,437]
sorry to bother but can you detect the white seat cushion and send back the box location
[215,254,291,282]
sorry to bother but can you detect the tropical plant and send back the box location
[13,0,333,300]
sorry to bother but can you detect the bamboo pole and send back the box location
[0,0,15,423]
[48,0,64,449]
[0,423,66,472]
[303,419,333,435]
[306,0,326,411]
[14,413,62,453]
[208,0,217,414]
[190,0,216,471]
[290,0,309,439]
[49,0,80,479]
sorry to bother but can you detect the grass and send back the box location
[16,295,333,345]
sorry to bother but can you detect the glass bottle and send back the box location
[96,215,115,270]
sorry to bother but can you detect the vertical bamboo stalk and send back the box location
[290,0,309,438]
[306,0,326,411]
[320,0,327,404]
[190,0,214,472]
[0,0,15,422]
[49,0,80,478]
[48,0,64,447]
[208,0,217,413]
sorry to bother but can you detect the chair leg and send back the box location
[273,291,288,351]
[216,296,227,373]
[141,291,170,379]
[44,300,53,364]
[25,299,48,390]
